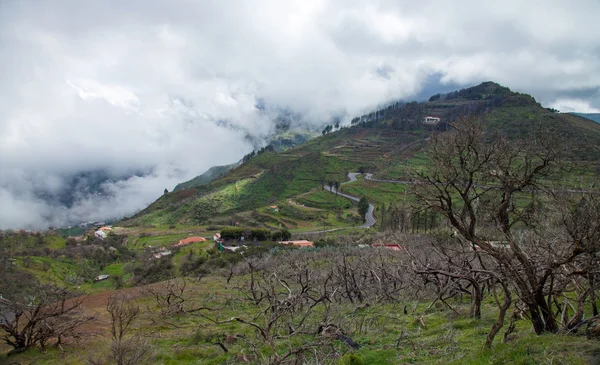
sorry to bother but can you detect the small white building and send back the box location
[423,116,441,124]
[95,274,109,282]
[222,245,246,253]
[94,230,107,239]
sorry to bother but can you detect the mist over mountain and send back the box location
[571,113,600,124]
[1,0,600,230]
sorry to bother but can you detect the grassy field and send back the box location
[341,177,410,207]
[130,233,192,249]
[297,189,355,210]
[3,274,598,364]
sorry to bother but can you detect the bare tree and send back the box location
[412,118,599,334]
[0,285,93,353]
[106,293,151,365]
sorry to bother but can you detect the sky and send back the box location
[1,0,599,229]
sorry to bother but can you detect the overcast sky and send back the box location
[1,0,599,229]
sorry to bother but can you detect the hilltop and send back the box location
[121,82,600,228]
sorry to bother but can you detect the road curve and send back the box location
[324,174,376,228]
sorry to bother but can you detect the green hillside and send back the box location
[122,82,600,227]
[173,130,316,191]
[174,161,241,191]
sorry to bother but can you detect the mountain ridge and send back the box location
[121,82,600,227]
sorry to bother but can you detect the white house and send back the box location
[95,274,109,282]
[423,116,441,124]
[94,230,107,239]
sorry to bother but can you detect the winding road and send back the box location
[324,173,376,228]
[312,171,597,235]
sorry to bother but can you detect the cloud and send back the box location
[550,99,600,113]
[1,0,599,229]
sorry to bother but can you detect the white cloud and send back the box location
[0,0,599,229]
[550,99,600,113]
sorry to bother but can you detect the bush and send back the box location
[338,354,365,365]
[180,253,207,276]
[220,227,247,240]
[133,258,174,285]
[249,228,271,241]
[280,229,291,240]
[111,275,124,289]
[315,238,335,248]
[269,229,291,241]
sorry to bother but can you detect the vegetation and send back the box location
[357,196,369,222]
[413,118,600,336]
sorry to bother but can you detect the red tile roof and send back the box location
[174,236,206,247]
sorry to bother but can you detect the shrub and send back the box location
[249,228,271,241]
[220,227,247,240]
[338,354,365,365]
[270,229,291,241]
[133,258,174,285]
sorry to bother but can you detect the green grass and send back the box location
[0,234,66,252]
[5,275,598,364]
[297,190,354,210]
[342,178,409,206]
[16,256,88,288]
[131,234,191,249]
[102,262,126,276]
[45,235,66,249]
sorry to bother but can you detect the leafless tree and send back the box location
[0,285,93,354]
[105,293,151,365]
[412,117,600,334]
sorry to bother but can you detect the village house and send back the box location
[94,230,107,239]
[222,245,247,253]
[422,116,441,124]
[94,274,109,282]
[152,249,172,259]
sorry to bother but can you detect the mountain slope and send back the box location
[122,82,600,227]
[173,130,316,192]
[174,162,241,191]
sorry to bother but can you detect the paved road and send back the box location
[324,173,376,228]
[310,170,598,235]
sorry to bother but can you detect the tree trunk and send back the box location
[469,281,482,319]
[536,291,558,333]
[486,282,512,348]
[521,298,545,336]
